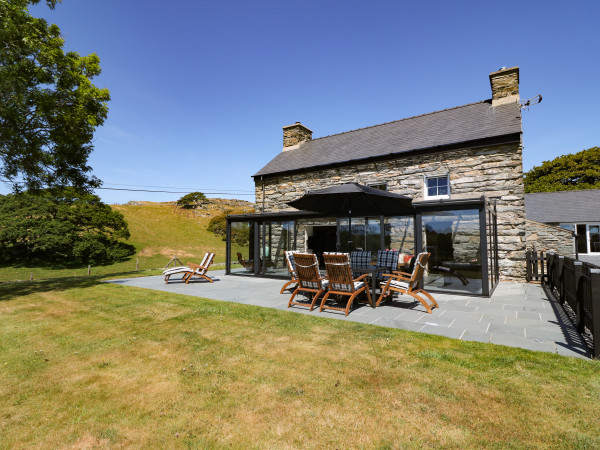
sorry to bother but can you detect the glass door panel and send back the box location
[421,209,482,294]
[229,221,255,275]
[576,224,587,254]
[589,225,600,253]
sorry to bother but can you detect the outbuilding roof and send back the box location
[253,99,522,178]
[525,189,600,223]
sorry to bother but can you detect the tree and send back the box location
[0,189,135,265]
[176,192,207,209]
[524,147,600,193]
[0,0,110,193]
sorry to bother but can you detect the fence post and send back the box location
[590,269,600,359]
[557,256,565,303]
[573,261,583,332]
[87,265,91,276]
[540,251,546,282]
[136,258,139,271]
[30,272,33,281]
[526,249,532,282]
[546,252,555,287]
[532,250,539,281]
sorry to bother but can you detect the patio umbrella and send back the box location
[286,182,414,249]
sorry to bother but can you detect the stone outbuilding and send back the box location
[227,67,528,297]
[525,189,600,265]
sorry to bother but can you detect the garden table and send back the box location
[351,266,387,308]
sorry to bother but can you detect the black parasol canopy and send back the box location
[287,183,414,250]
[286,182,413,216]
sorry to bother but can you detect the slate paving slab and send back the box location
[105,272,590,359]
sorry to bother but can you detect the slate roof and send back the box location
[254,100,522,178]
[525,189,600,223]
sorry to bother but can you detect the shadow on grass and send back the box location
[0,269,152,302]
[0,256,135,271]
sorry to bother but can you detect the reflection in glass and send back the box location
[229,221,255,275]
[338,217,381,252]
[259,220,295,276]
[422,209,482,294]
[590,225,600,253]
[384,216,415,253]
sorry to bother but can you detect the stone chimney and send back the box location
[489,66,520,106]
[282,122,312,152]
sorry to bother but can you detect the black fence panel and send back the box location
[525,249,547,282]
[543,252,600,358]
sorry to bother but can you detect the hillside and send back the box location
[112,199,254,266]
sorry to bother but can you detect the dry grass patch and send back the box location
[0,278,599,448]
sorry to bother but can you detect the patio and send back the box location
[106,270,590,359]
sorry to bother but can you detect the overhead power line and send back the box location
[96,187,254,195]
[103,182,254,193]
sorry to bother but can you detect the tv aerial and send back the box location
[520,94,542,110]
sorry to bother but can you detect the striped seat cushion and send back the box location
[301,279,329,290]
[163,266,191,275]
[383,279,410,290]
[331,280,365,293]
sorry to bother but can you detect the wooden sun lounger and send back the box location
[163,252,215,284]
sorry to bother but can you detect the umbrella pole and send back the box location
[348,199,352,251]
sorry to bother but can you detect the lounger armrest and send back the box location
[383,272,412,281]
[391,270,412,277]
[353,273,370,282]
[380,273,397,278]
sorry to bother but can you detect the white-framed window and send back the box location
[424,174,450,200]
[560,223,600,254]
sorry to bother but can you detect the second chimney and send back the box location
[282,122,312,151]
[489,66,520,106]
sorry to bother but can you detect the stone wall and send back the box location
[526,219,574,256]
[255,142,526,280]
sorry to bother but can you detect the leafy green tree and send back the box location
[524,147,600,193]
[176,192,207,208]
[0,0,109,192]
[0,189,135,265]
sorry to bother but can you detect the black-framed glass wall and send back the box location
[226,197,498,296]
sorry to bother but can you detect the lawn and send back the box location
[1,277,599,448]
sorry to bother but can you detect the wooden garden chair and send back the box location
[237,252,254,271]
[376,252,438,313]
[319,252,372,316]
[280,250,299,294]
[163,252,215,284]
[287,253,328,311]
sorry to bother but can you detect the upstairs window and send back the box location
[368,183,387,191]
[424,175,450,200]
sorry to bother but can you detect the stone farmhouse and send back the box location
[227,67,528,297]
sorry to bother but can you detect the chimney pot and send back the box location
[489,66,520,106]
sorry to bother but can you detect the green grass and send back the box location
[0,201,252,282]
[0,276,599,448]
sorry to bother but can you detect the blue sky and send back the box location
[15,0,600,204]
